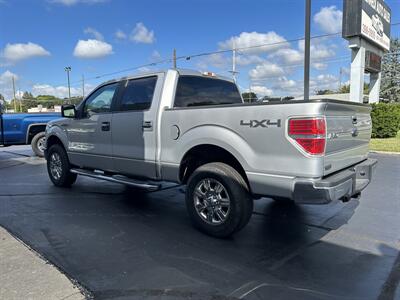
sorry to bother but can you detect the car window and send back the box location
[174,76,242,108]
[84,83,118,116]
[119,76,157,111]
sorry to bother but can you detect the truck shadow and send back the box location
[0,175,397,300]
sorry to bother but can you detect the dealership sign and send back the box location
[343,0,391,51]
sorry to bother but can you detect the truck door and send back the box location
[111,73,164,179]
[66,82,120,171]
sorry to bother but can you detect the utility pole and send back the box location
[173,49,177,69]
[304,0,311,101]
[12,76,17,112]
[64,66,72,102]
[339,67,343,90]
[229,42,239,82]
[82,74,85,99]
[17,84,22,112]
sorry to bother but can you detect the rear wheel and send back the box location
[185,162,253,238]
[47,144,77,187]
[31,132,46,157]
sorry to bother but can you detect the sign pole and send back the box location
[349,40,366,103]
[369,69,381,103]
[343,0,391,103]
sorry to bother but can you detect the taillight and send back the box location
[288,117,326,155]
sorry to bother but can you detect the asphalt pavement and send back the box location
[0,145,399,300]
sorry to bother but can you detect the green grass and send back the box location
[370,131,400,153]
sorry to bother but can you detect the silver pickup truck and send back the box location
[45,69,376,237]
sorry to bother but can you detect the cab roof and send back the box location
[102,68,234,86]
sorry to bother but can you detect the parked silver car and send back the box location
[45,69,376,237]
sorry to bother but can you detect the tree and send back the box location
[242,92,258,103]
[380,38,400,102]
[0,94,4,101]
[22,91,34,99]
[336,83,368,94]
[337,85,350,94]
[36,95,57,101]
[315,89,335,95]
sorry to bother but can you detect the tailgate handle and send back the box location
[352,116,358,124]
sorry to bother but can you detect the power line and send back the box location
[62,33,342,88]
[24,20,400,90]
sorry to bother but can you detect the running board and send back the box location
[70,169,161,192]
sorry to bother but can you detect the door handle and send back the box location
[101,122,110,131]
[142,121,153,131]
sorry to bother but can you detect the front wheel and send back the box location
[31,132,46,157]
[47,144,77,187]
[185,162,253,238]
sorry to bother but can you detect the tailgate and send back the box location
[324,101,372,176]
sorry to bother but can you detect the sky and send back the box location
[0,0,399,100]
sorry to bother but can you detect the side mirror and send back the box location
[61,104,76,118]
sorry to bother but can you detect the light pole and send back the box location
[64,66,72,102]
[304,0,311,101]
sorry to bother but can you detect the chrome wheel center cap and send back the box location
[193,178,231,225]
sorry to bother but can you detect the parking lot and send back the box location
[0,146,399,300]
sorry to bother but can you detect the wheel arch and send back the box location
[26,124,47,144]
[179,144,250,191]
[46,134,67,152]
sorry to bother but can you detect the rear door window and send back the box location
[174,76,242,108]
[118,76,157,111]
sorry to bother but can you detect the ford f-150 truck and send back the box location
[0,105,60,156]
[44,69,376,237]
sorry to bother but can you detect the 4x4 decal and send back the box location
[240,119,281,128]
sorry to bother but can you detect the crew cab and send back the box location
[0,106,60,156]
[44,69,376,237]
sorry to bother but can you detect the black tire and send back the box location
[31,132,46,157]
[47,144,77,187]
[185,162,253,238]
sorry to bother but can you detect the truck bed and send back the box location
[161,99,371,179]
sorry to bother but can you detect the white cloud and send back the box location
[250,85,273,97]
[0,70,19,100]
[314,6,343,34]
[84,27,104,41]
[32,83,94,98]
[0,70,18,84]
[312,62,328,70]
[272,76,297,90]
[249,61,285,80]
[236,55,264,66]
[310,74,339,91]
[197,53,230,70]
[219,31,289,54]
[316,74,338,83]
[50,0,107,6]
[73,39,113,59]
[2,42,50,62]
[270,48,303,65]
[298,40,336,60]
[115,29,127,40]
[130,23,155,44]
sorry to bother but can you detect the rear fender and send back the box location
[177,125,255,171]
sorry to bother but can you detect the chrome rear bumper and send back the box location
[293,158,377,204]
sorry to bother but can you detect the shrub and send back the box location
[370,103,400,138]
